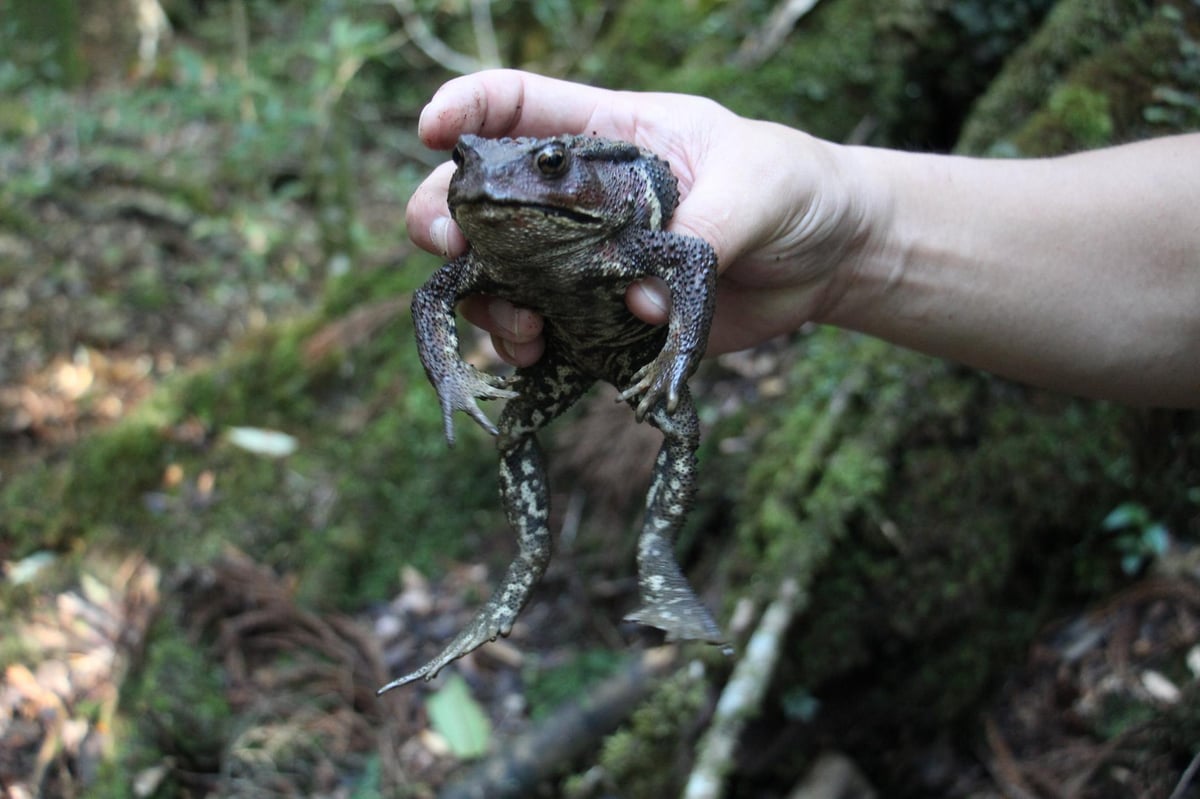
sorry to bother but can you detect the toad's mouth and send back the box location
[460,199,603,225]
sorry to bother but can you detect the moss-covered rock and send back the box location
[956,0,1200,155]
[1007,2,1200,154]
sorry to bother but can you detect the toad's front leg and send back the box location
[616,232,717,420]
[624,386,724,644]
[412,256,518,445]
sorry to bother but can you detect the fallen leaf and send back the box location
[425,674,492,760]
[227,426,298,458]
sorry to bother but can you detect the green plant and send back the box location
[525,649,622,720]
[1102,501,1171,575]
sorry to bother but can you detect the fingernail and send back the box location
[430,216,451,257]
[488,297,519,336]
[416,95,445,143]
[417,104,434,142]
[635,280,669,314]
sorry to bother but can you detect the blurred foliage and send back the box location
[109,614,235,789]
[0,1,84,87]
[524,649,623,720]
[1102,501,1173,575]
[426,674,493,759]
[958,0,1200,154]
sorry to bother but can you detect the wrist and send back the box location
[800,140,900,328]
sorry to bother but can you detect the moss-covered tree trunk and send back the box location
[588,1,1200,793]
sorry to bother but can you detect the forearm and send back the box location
[823,136,1200,407]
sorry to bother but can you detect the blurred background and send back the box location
[0,1,1197,797]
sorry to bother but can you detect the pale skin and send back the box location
[407,70,1200,408]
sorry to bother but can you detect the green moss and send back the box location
[568,665,708,797]
[2,0,84,87]
[175,321,326,429]
[1023,84,1116,150]
[956,0,1152,154]
[1001,3,1199,154]
[574,0,885,142]
[1,459,71,554]
[674,0,882,140]
[581,1,727,89]
[525,649,623,721]
[93,613,234,796]
[734,331,906,590]
[321,259,422,317]
[1093,691,1161,740]
[64,421,171,528]
[294,406,497,608]
[722,327,1138,744]
[0,242,508,609]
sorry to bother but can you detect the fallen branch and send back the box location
[1169,750,1200,799]
[437,646,679,799]
[981,715,1044,799]
[684,577,802,799]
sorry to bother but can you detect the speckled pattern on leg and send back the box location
[411,254,517,444]
[623,387,722,642]
[376,353,592,691]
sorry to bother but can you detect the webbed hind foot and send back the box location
[377,599,520,693]
[625,556,725,644]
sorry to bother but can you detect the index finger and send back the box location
[418,69,632,150]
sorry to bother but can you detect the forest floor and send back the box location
[2,188,1198,796]
[1,64,1198,799]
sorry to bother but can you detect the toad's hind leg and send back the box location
[624,387,724,644]
[379,355,592,693]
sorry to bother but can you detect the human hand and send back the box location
[406,69,881,365]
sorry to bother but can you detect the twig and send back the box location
[314,30,412,133]
[544,4,609,75]
[981,715,1042,799]
[735,0,822,67]
[683,578,802,799]
[231,0,254,122]
[469,0,501,69]
[389,0,487,74]
[132,0,171,76]
[1169,750,1200,799]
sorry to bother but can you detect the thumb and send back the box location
[626,277,670,326]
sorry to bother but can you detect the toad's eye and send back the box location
[536,144,568,176]
[451,144,465,167]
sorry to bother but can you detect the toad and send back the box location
[379,134,722,692]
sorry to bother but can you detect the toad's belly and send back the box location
[543,312,665,384]
[492,275,665,383]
